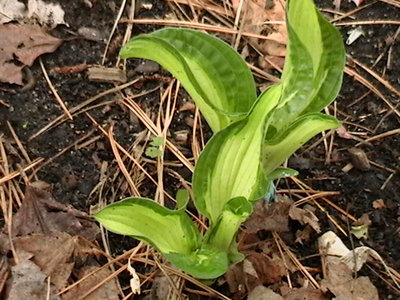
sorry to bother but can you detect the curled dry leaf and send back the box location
[289,205,321,233]
[318,231,379,300]
[226,250,287,296]
[12,186,99,241]
[244,200,291,233]
[0,24,62,85]
[372,199,386,209]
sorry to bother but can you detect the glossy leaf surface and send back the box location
[120,28,257,132]
[270,0,345,133]
[93,197,200,254]
[192,85,282,223]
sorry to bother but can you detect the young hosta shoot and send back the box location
[94,0,345,279]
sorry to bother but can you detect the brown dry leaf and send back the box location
[283,287,329,300]
[0,24,62,85]
[294,224,315,244]
[7,259,61,300]
[372,199,386,209]
[244,200,291,233]
[289,205,321,233]
[248,285,284,300]
[26,0,67,28]
[246,252,287,285]
[226,251,287,296]
[11,231,98,292]
[319,231,379,300]
[12,186,99,241]
[232,0,287,63]
[321,261,378,300]
[0,0,67,27]
[62,265,119,300]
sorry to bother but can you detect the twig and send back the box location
[39,59,73,120]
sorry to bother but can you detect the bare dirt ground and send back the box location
[0,0,399,299]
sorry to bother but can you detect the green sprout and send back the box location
[145,136,164,158]
[94,0,345,279]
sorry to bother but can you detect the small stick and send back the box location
[39,59,73,120]
[356,128,400,146]
[120,18,285,41]
[0,158,43,185]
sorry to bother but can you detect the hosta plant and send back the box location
[94,0,345,279]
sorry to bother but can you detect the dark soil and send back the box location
[0,0,399,299]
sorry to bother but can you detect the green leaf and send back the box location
[120,28,257,132]
[93,197,200,255]
[192,85,282,223]
[270,0,345,133]
[267,168,299,181]
[145,147,163,158]
[176,189,190,210]
[150,136,164,147]
[263,113,339,175]
[165,244,228,279]
[206,197,252,257]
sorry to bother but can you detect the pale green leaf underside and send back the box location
[93,197,200,254]
[120,28,257,132]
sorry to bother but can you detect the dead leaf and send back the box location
[248,285,283,300]
[295,225,315,244]
[62,265,119,300]
[7,260,61,300]
[244,201,291,233]
[318,231,379,300]
[321,264,378,300]
[0,0,67,28]
[372,199,386,209]
[0,0,26,24]
[0,24,62,85]
[351,213,371,239]
[246,252,287,285]
[12,186,99,241]
[226,250,287,296]
[289,205,321,233]
[283,287,329,300]
[11,231,97,292]
[232,0,287,66]
[26,0,67,28]
[127,259,141,295]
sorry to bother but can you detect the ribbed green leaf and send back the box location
[93,197,200,255]
[120,28,257,132]
[270,0,345,133]
[192,85,282,223]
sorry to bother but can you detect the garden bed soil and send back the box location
[0,0,399,299]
